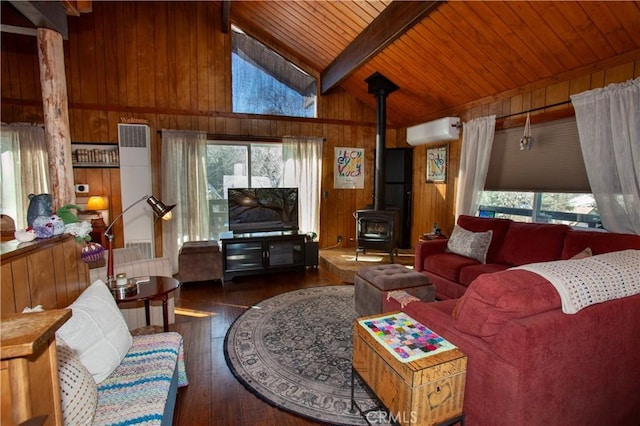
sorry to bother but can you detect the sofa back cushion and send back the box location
[457,215,512,263]
[57,280,133,383]
[454,269,561,341]
[496,222,570,266]
[562,229,640,259]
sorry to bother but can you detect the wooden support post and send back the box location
[37,28,75,208]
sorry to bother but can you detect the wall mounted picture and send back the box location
[426,144,448,183]
[334,147,364,189]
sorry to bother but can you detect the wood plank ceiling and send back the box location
[3,1,638,128]
[231,1,640,127]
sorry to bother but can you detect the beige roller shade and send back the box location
[484,117,591,193]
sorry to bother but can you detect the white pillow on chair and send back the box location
[57,280,132,383]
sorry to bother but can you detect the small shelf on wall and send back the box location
[71,143,119,168]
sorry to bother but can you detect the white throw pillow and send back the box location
[57,339,98,424]
[446,225,493,264]
[56,280,133,384]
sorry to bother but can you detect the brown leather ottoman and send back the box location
[354,263,435,316]
[178,241,222,283]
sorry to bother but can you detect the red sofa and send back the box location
[383,268,640,425]
[415,215,640,300]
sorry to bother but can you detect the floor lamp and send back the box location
[104,195,176,286]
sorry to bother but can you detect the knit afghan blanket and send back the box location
[93,332,188,426]
[513,249,640,314]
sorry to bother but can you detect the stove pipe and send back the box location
[365,72,399,210]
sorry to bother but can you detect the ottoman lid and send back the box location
[357,264,429,291]
[180,240,220,254]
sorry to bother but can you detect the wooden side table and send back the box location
[1,309,72,426]
[111,276,180,332]
[352,312,467,425]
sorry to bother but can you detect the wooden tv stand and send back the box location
[221,231,312,282]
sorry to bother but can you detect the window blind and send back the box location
[484,117,591,193]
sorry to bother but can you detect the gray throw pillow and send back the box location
[446,225,493,263]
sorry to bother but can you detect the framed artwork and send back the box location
[334,147,364,189]
[426,144,448,183]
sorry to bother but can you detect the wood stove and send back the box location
[354,72,401,262]
[355,209,399,263]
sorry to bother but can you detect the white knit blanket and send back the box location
[513,249,640,314]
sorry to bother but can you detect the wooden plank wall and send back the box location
[2,1,638,252]
[1,1,383,251]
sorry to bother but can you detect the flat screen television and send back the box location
[227,188,299,233]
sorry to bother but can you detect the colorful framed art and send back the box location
[426,144,448,183]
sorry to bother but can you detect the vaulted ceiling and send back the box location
[231,1,640,127]
[3,1,640,128]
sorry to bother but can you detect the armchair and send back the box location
[90,247,175,330]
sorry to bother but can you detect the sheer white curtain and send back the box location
[455,115,496,218]
[0,123,50,228]
[571,77,640,234]
[282,136,323,236]
[161,130,210,272]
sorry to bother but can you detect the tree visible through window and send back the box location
[231,25,316,118]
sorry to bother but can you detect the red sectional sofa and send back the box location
[415,215,640,300]
[383,271,640,425]
[386,217,640,425]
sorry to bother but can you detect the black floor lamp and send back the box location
[104,195,176,286]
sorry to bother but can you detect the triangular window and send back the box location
[232,25,317,118]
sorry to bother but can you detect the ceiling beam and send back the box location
[221,0,230,34]
[8,1,68,39]
[320,1,440,95]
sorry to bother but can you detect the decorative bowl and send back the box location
[14,229,36,242]
[81,242,105,263]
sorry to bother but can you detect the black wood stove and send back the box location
[355,209,399,263]
[355,72,400,262]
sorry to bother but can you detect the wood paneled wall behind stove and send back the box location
[2,1,639,251]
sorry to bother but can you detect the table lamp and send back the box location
[104,195,175,286]
[86,195,108,227]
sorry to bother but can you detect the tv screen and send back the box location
[227,188,299,233]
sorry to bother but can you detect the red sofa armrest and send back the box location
[414,239,448,271]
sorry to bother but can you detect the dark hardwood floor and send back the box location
[171,267,347,425]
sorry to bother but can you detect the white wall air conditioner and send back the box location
[118,123,155,259]
[406,117,461,146]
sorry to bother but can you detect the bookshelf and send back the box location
[71,143,119,168]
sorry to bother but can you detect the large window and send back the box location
[479,117,602,228]
[479,191,601,228]
[231,25,317,118]
[206,141,283,238]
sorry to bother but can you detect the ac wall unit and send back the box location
[117,123,155,259]
[406,117,461,146]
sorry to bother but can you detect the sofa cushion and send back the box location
[562,229,640,259]
[496,222,570,266]
[457,215,512,263]
[56,280,133,383]
[56,340,98,425]
[446,225,493,263]
[424,252,479,283]
[454,269,561,341]
[458,263,510,286]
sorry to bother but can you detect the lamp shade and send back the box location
[86,196,107,211]
[146,195,175,219]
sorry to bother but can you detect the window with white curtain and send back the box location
[479,117,600,228]
[206,141,283,239]
[0,124,50,229]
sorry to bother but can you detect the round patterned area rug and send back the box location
[224,285,383,425]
